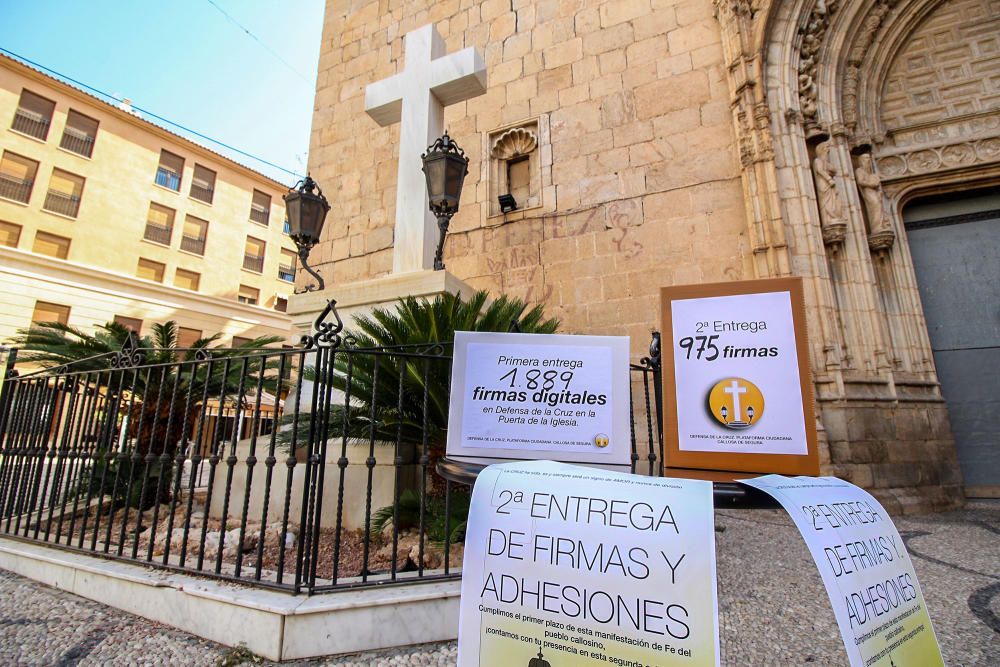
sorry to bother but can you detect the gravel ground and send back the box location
[0,501,996,666]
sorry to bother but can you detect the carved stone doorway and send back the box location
[903,188,1000,497]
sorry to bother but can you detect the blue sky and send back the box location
[0,0,324,185]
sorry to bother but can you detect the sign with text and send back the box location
[458,460,719,667]
[661,278,819,476]
[447,332,631,467]
[742,476,943,667]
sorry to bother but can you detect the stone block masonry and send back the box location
[304,0,974,513]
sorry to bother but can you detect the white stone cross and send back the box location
[365,24,487,274]
[724,380,747,422]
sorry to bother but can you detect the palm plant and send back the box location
[9,320,284,507]
[296,290,559,501]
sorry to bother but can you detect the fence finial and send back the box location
[301,299,345,349]
[111,331,146,369]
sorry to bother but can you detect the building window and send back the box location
[174,268,200,291]
[190,164,216,204]
[136,258,166,283]
[43,169,85,218]
[0,151,39,204]
[177,327,202,349]
[238,284,259,305]
[278,249,296,282]
[11,90,55,141]
[275,296,288,312]
[0,221,21,247]
[32,231,71,259]
[232,336,252,347]
[181,215,208,255]
[249,190,270,226]
[32,301,70,325]
[283,218,291,235]
[113,315,143,334]
[60,110,98,158]
[155,149,184,191]
[243,236,265,272]
[144,203,175,245]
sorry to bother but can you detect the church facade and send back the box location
[299,0,1000,511]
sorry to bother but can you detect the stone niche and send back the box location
[485,118,548,218]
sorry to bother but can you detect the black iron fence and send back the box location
[0,314,664,596]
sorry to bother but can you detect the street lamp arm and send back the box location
[295,245,325,293]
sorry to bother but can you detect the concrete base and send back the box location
[287,268,474,337]
[0,537,460,662]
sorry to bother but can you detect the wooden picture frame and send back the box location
[661,277,820,477]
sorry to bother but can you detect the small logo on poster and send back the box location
[594,433,609,448]
[707,377,764,429]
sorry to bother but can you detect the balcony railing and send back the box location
[11,108,50,140]
[181,234,206,255]
[190,182,214,204]
[278,265,295,282]
[0,174,32,204]
[60,128,95,158]
[43,190,82,218]
[243,253,265,273]
[155,167,181,191]
[249,206,269,226]
[143,223,173,245]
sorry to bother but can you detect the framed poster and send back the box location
[661,278,819,476]
[446,331,631,468]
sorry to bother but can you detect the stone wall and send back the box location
[305,0,991,512]
[308,0,749,356]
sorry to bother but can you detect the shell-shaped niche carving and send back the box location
[491,127,538,160]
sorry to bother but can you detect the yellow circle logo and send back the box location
[594,433,609,448]
[707,377,764,430]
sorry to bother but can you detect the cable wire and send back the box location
[204,0,314,88]
[0,46,303,180]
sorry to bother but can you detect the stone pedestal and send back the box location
[287,269,475,339]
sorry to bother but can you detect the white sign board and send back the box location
[662,279,819,476]
[459,460,719,667]
[742,476,944,667]
[447,332,631,467]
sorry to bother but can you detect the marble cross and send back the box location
[365,24,487,274]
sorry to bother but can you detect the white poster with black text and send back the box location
[742,475,944,667]
[447,332,631,467]
[458,460,719,667]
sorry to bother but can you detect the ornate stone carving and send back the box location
[490,127,537,160]
[854,154,894,251]
[868,228,896,251]
[889,114,1000,150]
[875,138,1000,180]
[812,140,849,245]
[842,0,895,131]
[798,0,841,130]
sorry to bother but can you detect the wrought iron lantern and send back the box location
[283,175,330,293]
[421,131,469,271]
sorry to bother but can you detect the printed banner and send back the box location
[741,475,944,667]
[458,460,719,667]
[447,332,631,466]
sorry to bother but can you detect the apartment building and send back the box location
[0,53,298,348]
